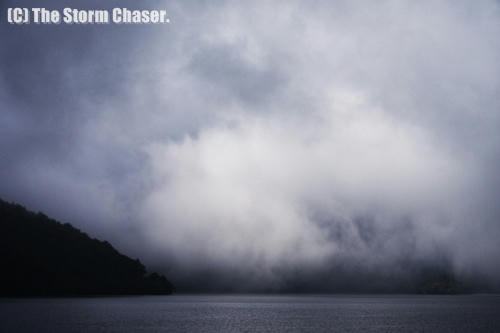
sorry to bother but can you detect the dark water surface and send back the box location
[1,294,499,332]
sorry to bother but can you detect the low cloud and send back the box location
[1,0,500,291]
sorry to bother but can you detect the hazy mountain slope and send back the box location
[0,199,173,296]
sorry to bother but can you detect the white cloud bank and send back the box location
[2,0,500,289]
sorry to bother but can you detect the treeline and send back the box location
[0,198,173,296]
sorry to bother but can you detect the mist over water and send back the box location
[1,0,500,291]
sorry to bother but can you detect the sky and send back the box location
[1,0,500,292]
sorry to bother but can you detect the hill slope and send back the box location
[0,199,173,296]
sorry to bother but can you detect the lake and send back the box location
[1,294,499,332]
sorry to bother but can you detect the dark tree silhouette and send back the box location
[0,198,173,296]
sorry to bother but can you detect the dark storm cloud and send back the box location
[0,0,173,224]
[1,0,500,292]
[188,43,287,106]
